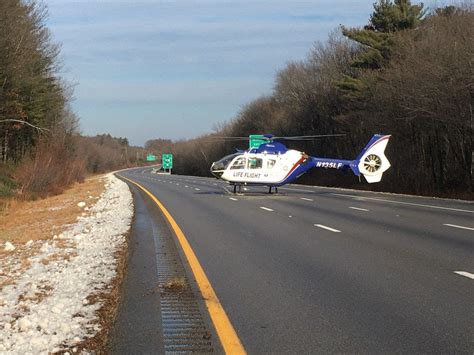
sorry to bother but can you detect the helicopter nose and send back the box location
[210,162,223,178]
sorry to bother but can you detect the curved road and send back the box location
[116,167,473,353]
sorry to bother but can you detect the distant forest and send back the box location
[147,1,473,199]
[0,0,472,201]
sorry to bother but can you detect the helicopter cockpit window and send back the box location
[230,157,246,170]
[267,159,276,169]
[212,153,241,171]
[248,157,262,169]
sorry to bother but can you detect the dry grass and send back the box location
[0,175,106,289]
[0,175,106,246]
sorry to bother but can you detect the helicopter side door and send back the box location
[240,155,281,183]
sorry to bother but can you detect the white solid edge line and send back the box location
[260,207,274,212]
[443,224,474,231]
[229,197,238,201]
[300,198,313,201]
[333,193,474,214]
[454,271,474,280]
[314,224,341,233]
[349,206,369,212]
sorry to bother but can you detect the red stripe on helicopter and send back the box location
[282,156,306,181]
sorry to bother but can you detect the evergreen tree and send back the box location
[337,0,425,99]
[370,0,425,32]
[0,0,65,162]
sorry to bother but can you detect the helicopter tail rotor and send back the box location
[353,134,391,183]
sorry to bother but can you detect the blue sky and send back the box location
[45,0,421,146]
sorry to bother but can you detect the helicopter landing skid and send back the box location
[268,186,278,194]
[232,184,242,194]
[231,184,278,195]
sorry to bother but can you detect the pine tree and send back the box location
[337,0,425,98]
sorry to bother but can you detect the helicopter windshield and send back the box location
[211,153,242,171]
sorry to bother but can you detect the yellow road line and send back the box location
[120,176,246,355]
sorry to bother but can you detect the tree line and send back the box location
[0,0,145,200]
[151,1,473,199]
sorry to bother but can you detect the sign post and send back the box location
[162,153,173,174]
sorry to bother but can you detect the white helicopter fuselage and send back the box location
[220,149,305,185]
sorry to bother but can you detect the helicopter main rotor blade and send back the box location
[204,133,346,142]
[205,137,250,141]
[275,134,346,140]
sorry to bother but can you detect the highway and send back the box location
[114,167,474,353]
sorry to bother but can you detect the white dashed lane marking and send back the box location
[195,188,200,191]
[349,206,369,212]
[454,271,474,280]
[443,224,474,231]
[314,224,341,233]
[300,198,313,202]
[260,207,274,212]
[229,198,238,201]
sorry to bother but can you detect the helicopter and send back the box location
[210,134,391,194]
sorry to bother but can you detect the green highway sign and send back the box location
[146,154,156,162]
[249,134,266,149]
[162,153,173,169]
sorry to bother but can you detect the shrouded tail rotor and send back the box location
[355,135,391,183]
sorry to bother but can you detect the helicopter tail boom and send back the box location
[312,134,391,183]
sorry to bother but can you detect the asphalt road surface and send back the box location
[116,167,473,353]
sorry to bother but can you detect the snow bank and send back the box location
[0,174,133,353]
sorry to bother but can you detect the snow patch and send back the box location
[4,242,15,252]
[0,174,133,353]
